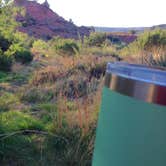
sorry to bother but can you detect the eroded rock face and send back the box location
[14,0,93,40]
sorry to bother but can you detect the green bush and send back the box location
[14,49,33,64]
[32,39,49,50]
[5,44,33,64]
[120,29,166,67]
[13,32,34,48]
[85,32,107,47]
[54,38,79,55]
[143,29,166,66]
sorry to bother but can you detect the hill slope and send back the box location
[14,0,93,39]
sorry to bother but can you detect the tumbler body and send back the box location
[92,63,166,166]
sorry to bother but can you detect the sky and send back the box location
[38,0,165,27]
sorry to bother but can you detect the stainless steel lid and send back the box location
[105,62,166,106]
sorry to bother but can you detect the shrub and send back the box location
[32,39,49,50]
[14,49,33,64]
[5,44,33,64]
[85,32,107,47]
[54,38,79,55]
[143,29,166,66]
[120,29,166,67]
[13,32,34,48]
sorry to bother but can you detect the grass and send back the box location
[0,72,10,83]
[0,111,44,131]
[0,93,99,165]
[0,65,102,165]
[0,92,19,112]
[0,42,112,165]
[0,71,28,84]
[20,87,54,104]
[0,30,165,165]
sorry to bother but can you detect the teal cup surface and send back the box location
[92,62,166,166]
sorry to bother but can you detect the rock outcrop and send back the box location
[14,0,93,40]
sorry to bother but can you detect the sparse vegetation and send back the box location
[120,29,166,66]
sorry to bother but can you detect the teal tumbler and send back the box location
[92,62,166,166]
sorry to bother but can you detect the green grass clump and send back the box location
[32,103,57,112]
[0,111,44,132]
[0,72,27,83]
[0,135,40,165]
[30,103,57,124]
[0,111,45,165]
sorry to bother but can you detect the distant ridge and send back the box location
[95,24,166,33]
[151,24,166,30]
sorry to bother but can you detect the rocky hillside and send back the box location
[14,0,93,40]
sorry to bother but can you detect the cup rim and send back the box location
[105,62,166,106]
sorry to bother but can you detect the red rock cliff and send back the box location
[14,0,93,40]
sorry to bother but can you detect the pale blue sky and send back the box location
[38,0,165,27]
